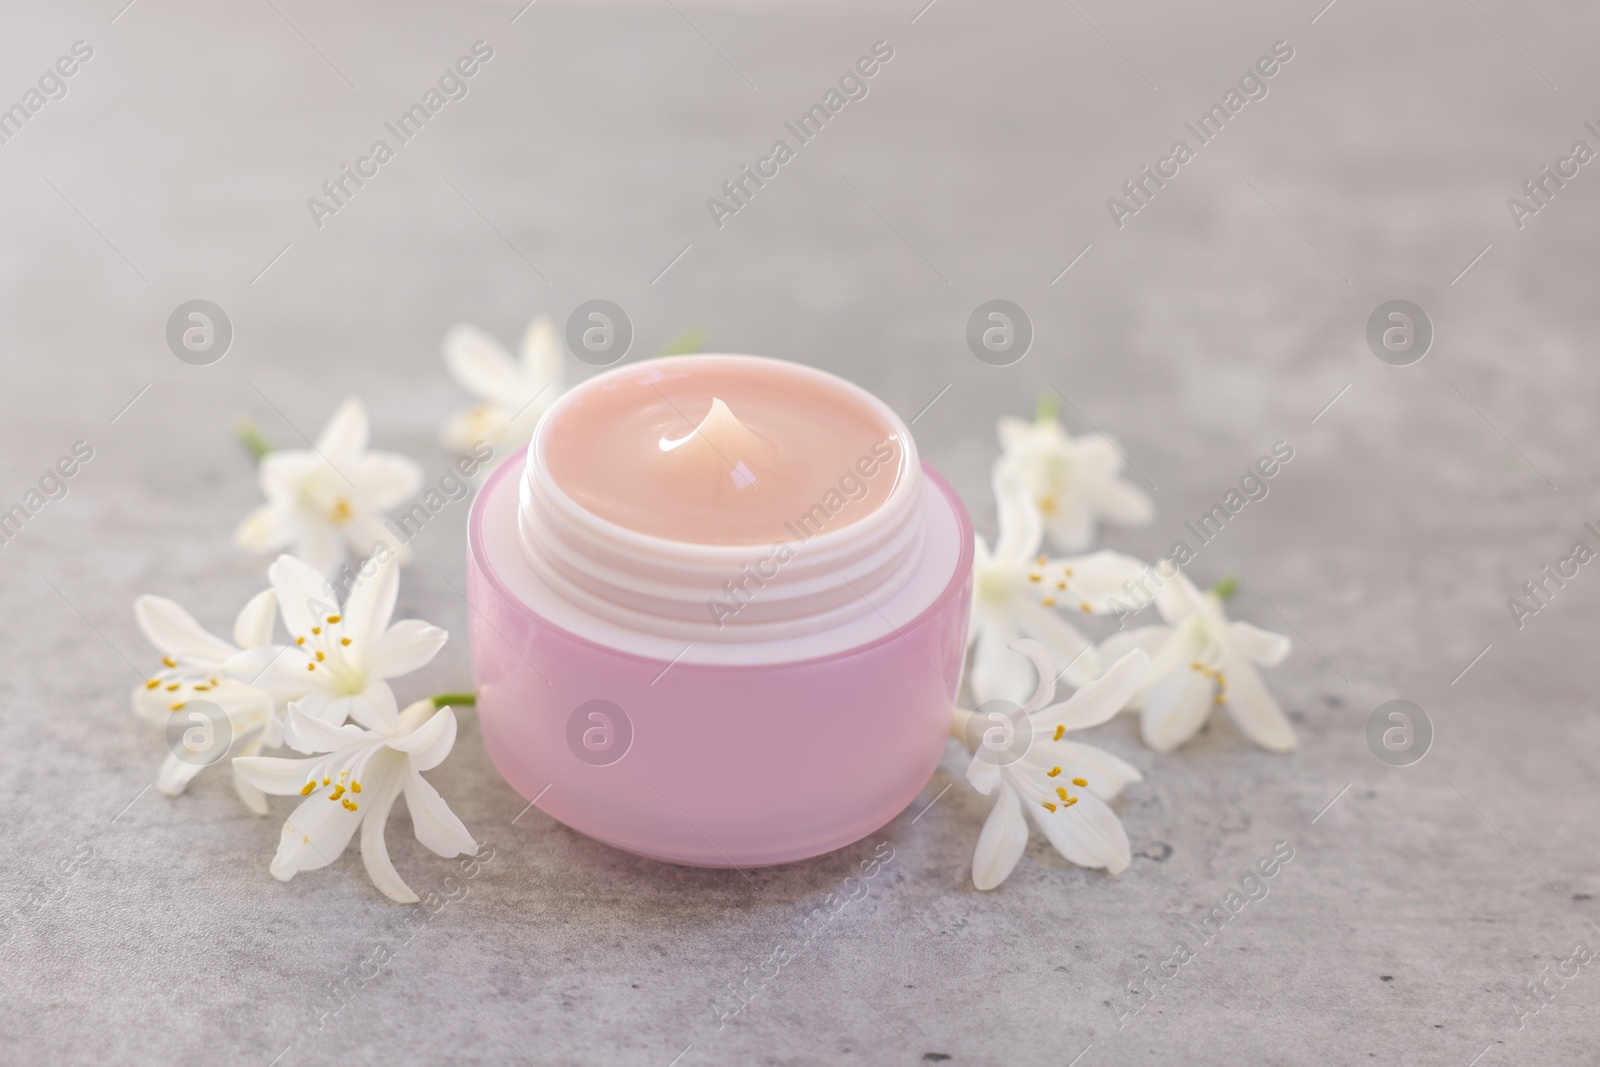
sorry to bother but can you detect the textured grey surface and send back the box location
[2,0,1598,1064]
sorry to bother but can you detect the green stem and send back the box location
[430,692,477,709]
[660,328,707,356]
[1210,577,1239,601]
[236,420,273,461]
[1035,391,1061,424]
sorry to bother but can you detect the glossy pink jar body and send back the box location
[466,450,973,867]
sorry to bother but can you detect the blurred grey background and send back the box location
[2,0,1598,1063]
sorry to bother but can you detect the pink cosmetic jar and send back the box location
[466,354,972,867]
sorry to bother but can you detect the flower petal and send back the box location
[294,523,346,580]
[134,595,237,664]
[440,404,509,455]
[232,589,278,650]
[225,645,315,694]
[1006,638,1057,714]
[270,790,364,879]
[1026,739,1143,798]
[1052,551,1149,608]
[1096,476,1156,526]
[131,684,173,724]
[1043,505,1095,554]
[233,753,324,795]
[344,552,399,654]
[1010,601,1099,688]
[1096,626,1173,708]
[347,682,399,733]
[345,515,409,566]
[357,754,418,903]
[972,782,1030,891]
[269,555,339,639]
[989,473,1043,564]
[1027,789,1131,873]
[403,770,477,858]
[284,703,372,752]
[1097,625,1171,665]
[366,621,449,681]
[444,324,526,406]
[389,705,458,772]
[155,751,205,796]
[1036,649,1148,733]
[1222,660,1297,753]
[520,316,562,384]
[995,415,1039,456]
[230,734,271,815]
[966,751,1002,795]
[353,452,424,511]
[969,613,1032,706]
[1154,571,1209,625]
[1228,621,1291,667]
[313,396,370,469]
[1140,661,1215,752]
[234,503,298,553]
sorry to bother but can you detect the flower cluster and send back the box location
[955,398,1295,888]
[131,314,566,902]
[132,552,475,902]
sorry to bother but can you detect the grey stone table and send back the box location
[2,0,1597,1063]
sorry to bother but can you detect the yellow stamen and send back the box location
[1041,597,1056,607]
[166,683,180,692]
[300,782,315,796]
[1035,555,1047,566]
[1042,801,1058,812]
[328,498,353,525]
[1071,777,1088,787]
[162,656,176,668]
[312,626,321,635]
[315,651,325,662]
[1056,580,1067,590]
[342,798,358,811]
[340,637,351,646]
[306,663,316,671]
[1053,725,1065,741]
[328,785,345,800]
[1039,497,1057,515]
[145,679,160,689]
[1029,574,1042,583]
[169,701,185,711]
[1056,786,1070,802]
[296,636,305,646]
[1065,796,1078,807]
[350,781,362,794]
[1079,601,1092,613]
[1047,767,1061,777]
[326,614,341,624]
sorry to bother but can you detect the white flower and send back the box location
[439,316,563,458]
[993,409,1154,552]
[953,639,1147,890]
[131,589,286,813]
[1098,572,1295,753]
[233,698,477,902]
[234,397,424,577]
[224,553,448,736]
[969,476,1149,704]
